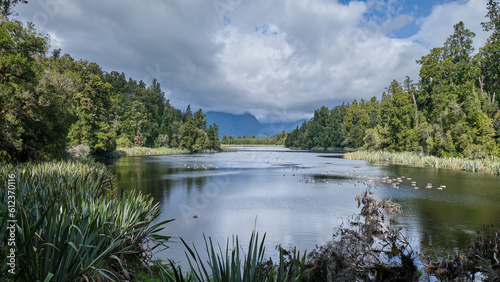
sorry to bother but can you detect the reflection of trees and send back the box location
[415,199,479,250]
[380,165,500,252]
[111,156,209,205]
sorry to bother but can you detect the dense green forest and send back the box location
[286,2,500,159]
[0,7,220,162]
[221,131,287,146]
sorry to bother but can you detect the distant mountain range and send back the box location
[205,111,306,138]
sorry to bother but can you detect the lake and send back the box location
[111,146,500,267]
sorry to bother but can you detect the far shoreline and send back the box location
[344,150,500,176]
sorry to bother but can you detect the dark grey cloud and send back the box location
[14,0,489,123]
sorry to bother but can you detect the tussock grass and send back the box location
[117,146,230,156]
[0,160,173,281]
[344,150,500,175]
[117,146,191,156]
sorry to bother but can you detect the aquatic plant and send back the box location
[162,231,310,282]
[0,160,173,281]
[116,146,231,157]
[344,150,500,175]
[117,146,192,156]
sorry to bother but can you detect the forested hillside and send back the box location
[286,2,500,158]
[0,12,219,162]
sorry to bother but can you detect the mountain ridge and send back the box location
[205,111,305,138]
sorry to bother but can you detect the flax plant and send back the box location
[163,231,310,282]
[0,160,173,281]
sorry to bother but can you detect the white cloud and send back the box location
[412,0,489,51]
[13,0,492,123]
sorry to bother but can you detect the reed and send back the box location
[116,146,231,156]
[0,160,173,281]
[117,146,191,156]
[344,150,500,175]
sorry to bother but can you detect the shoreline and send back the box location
[221,144,284,147]
[344,150,500,175]
[114,146,234,157]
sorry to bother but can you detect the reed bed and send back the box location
[117,146,231,156]
[117,146,191,156]
[344,150,500,175]
[0,160,173,281]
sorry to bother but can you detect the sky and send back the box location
[14,0,491,123]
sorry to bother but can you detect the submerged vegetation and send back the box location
[0,160,173,281]
[345,150,500,175]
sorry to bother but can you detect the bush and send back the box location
[304,189,418,281]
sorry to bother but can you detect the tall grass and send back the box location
[116,146,231,156]
[117,146,191,156]
[0,159,173,281]
[344,150,500,175]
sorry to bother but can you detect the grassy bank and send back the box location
[0,159,172,281]
[344,150,500,175]
[221,144,283,147]
[116,146,234,156]
[117,146,191,156]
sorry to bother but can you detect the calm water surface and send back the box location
[111,147,500,266]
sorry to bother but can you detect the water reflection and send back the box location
[111,147,500,267]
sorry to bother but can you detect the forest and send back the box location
[285,5,500,159]
[221,131,287,146]
[0,7,220,162]
[1,1,500,281]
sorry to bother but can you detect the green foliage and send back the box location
[67,63,117,155]
[222,131,287,146]
[162,231,310,282]
[344,150,500,175]
[1,0,27,17]
[0,160,173,281]
[0,18,220,162]
[0,19,64,162]
[286,3,500,159]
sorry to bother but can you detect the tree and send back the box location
[0,19,51,161]
[480,0,500,105]
[379,80,416,151]
[193,109,207,130]
[67,63,116,155]
[1,0,27,17]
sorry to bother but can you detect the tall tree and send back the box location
[1,0,27,17]
[0,19,49,161]
[67,63,117,155]
[480,0,500,105]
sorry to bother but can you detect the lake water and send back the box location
[111,146,500,267]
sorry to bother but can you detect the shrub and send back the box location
[304,189,418,281]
